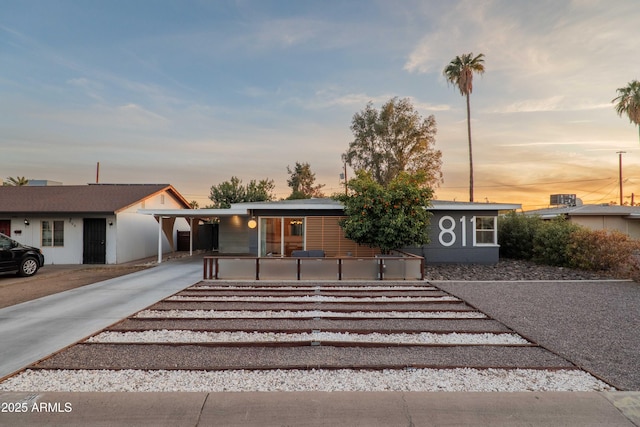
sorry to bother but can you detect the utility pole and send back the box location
[617,151,626,205]
[340,163,348,195]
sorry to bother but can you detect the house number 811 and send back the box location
[438,216,475,247]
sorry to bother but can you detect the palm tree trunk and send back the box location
[466,93,474,202]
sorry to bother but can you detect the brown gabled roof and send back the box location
[0,184,191,214]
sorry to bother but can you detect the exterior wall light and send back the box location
[248,218,257,229]
[24,219,30,226]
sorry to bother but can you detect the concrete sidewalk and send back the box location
[0,391,639,426]
[0,257,202,380]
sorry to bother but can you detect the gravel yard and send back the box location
[436,279,640,391]
[86,330,529,345]
[425,258,621,281]
[133,309,489,319]
[1,368,612,393]
[0,257,635,393]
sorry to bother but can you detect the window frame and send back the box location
[41,220,65,247]
[258,217,305,257]
[473,216,497,247]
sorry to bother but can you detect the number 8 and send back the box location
[438,216,456,247]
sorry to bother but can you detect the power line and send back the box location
[439,177,614,190]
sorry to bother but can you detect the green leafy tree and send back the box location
[334,170,434,254]
[209,176,275,208]
[286,161,325,200]
[245,179,276,203]
[443,52,485,202]
[612,80,640,143]
[342,97,442,188]
[3,176,29,186]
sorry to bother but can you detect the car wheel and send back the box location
[18,257,39,277]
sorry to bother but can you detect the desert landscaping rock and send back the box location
[151,301,470,311]
[0,259,632,393]
[133,309,489,319]
[111,317,513,333]
[86,330,529,345]
[0,368,613,392]
[166,295,459,302]
[425,258,620,281]
[33,344,572,370]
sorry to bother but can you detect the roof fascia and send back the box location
[116,185,192,214]
[137,208,248,217]
[428,203,521,211]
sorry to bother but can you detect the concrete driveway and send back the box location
[0,257,201,379]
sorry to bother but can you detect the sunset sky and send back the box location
[2,0,639,210]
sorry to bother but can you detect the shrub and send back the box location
[567,228,640,274]
[498,211,640,279]
[498,212,543,259]
[532,217,581,266]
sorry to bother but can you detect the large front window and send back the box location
[259,217,304,256]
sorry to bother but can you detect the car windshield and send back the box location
[0,233,20,249]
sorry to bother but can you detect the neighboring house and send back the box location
[141,198,520,264]
[0,184,191,264]
[525,204,640,239]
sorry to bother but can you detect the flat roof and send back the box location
[525,204,640,217]
[137,208,248,217]
[429,200,521,211]
[138,198,520,218]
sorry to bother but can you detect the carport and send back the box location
[138,207,248,263]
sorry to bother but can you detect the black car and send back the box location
[0,232,45,276]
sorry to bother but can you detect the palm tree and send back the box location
[3,176,29,186]
[443,53,485,202]
[612,80,640,143]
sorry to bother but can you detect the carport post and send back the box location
[189,217,193,256]
[157,215,163,264]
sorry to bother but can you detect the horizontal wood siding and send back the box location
[305,217,325,252]
[305,216,378,257]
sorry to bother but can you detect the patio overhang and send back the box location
[138,208,250,263]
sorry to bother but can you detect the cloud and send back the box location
[115,103,169,127]
[500,141,604,147]
[67,78,106,102]
[311,91,389,108]
[21,102,170,133]
[403,0,640,96]
[488,97,614,114]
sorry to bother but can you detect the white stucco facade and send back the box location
[2,186,191,265]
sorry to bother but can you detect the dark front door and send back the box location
[83,218,106,264]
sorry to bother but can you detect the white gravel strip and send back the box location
[134,309,487,319]
[86,330,528,345]
[192,285,439,291]
[0,368,614,392]
[166,295,458,302]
